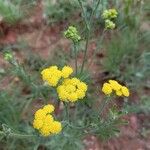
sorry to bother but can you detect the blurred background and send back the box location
[0,0,150,150]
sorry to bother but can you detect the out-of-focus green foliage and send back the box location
[0,0,37,24]
[43,0,79,23]
[0,0,23,24]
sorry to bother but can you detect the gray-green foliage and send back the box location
[43,0,79,23]
[104,29,138,75]
[0,0,23,24]
[0,0,37,24]
[124,96,150,115]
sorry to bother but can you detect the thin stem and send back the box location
[89,0,101,24]
[87,29,106,69]
[73,42,78,75]
[63,102,70,122]
[96,29,106,51]
[79,0,102,74]
[0,131,35,138]
[78,0,90,30]
[77,0,90,74]
[80,30,90,74]
[98,96,111,118]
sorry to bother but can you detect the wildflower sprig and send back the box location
[102,80,130,97]
[33,104,62,136]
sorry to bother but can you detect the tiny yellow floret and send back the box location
[116,90,123,96]
[121,86,130,97]
[61,66,73,78]
[41,66,62,87]
[102,83,112,95]
[109,80,122,91]
[50,121,62,134]
[34,109,46,120]
[43,104,55,114]
[33,119,43,129]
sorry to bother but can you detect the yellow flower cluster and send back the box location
[61,66,73,78]
[41,65,88,102]
[102,80,130,97]
[41,66,73,87]
[57,78,88,102]
[33,104,62,136]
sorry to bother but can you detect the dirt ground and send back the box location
[0,1,150,150]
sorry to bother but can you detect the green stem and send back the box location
[96,29,106,51]
[79,0,102,74]
[78,0,90,30]
[73,42,78,75]
[98,96,110,118]
[63,102,70,122]
[89,0,101,23]
[0,131,35,138]
[80,30,90,74]
[87,29,106,70]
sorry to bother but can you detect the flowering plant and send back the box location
[0,0,134,149]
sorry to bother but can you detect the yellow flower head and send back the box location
[57,78,88,102]
[34,109,47,120]
[41,66,62,87]
[33,119,44,129]
[33,104,62,137]
[43,104,55,114]
[121,86,130,97]
[116,90,123,96]
[102,80,130,97]
[61,66,73,78]
[49,121,62,134]
[40,125,51,136]
[109,80,122,91]
[102,83,112,95]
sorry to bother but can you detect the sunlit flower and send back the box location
[61,66,73,78]
[102,80,130,97]
[102,83,112,95]
[57,78,88,102]
[49,121,62,134]
[41,66,62,87]
[109,80,122,91]
[33,104,62,137]
[43,104,55,114]
[121,86,130,97]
